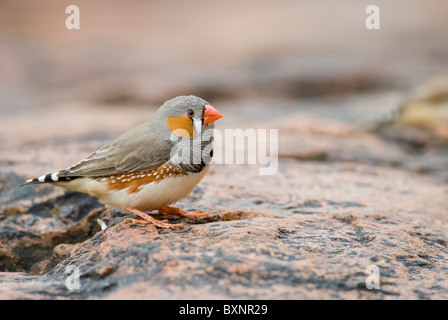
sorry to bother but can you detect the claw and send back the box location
[158,206,211,218]
[123,206,186,229]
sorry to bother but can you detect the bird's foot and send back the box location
[123,206,186,229]
[158,206,211,218]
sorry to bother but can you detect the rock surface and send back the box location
[1,113,447,299]
[1,0,448,300]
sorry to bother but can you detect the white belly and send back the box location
[98,166,209,211]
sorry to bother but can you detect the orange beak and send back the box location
[203,104,223,124]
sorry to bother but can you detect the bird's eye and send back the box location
[187,109,195,117]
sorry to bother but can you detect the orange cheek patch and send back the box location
[167,115,196,139]
[100,162,186,193]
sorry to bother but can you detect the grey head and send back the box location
[151,95,215,139]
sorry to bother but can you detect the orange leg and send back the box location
[123,206,186,229]
[158,206,211,218]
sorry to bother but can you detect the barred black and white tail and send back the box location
[20,171,73,186]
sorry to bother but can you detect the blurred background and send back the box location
[1,0,447,180]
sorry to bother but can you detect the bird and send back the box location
[21,95,223,228]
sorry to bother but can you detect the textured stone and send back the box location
[1,0,448,301]
[1,149,447,299]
